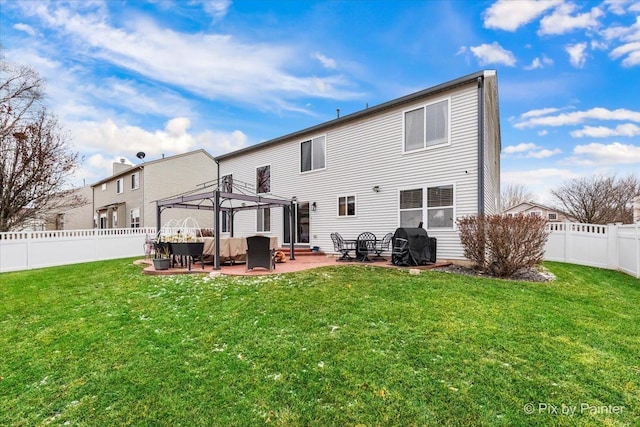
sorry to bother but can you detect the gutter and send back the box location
[477,76,485,216]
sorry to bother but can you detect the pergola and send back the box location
[156,184,295,270]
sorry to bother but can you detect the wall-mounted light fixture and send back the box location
[372,186,380,193]
[291,196,297,203]
[311,202,317,211]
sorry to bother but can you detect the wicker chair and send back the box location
[246,236,275,271]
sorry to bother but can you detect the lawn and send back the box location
[1,260,638,426]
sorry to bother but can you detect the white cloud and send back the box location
[503,143,562,159]
[570,123,640,137]
[503,142,538,154]
[524,55,554,70]
[521,107,561,119]
[538,129,549,136]
[313,52,337,70]
[17,2,362,113]
[483,0,562,31]
[610,41,640,67]
[515,107,640,128]
[527,148,562,158]
[469,42,517,66]
[194,0,231,20]
[573,142,640,164]
[566,42,588,68]
[13,22,37,36]
[538,3,603,35]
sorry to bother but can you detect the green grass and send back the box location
[1,260,638,426]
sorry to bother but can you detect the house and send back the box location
[91,150,218,229]
[634,195,640,223]
[210,70,501,261]
[503,201,573,222]
[45,186,93,230]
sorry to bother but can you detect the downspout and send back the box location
[477,76,485,216]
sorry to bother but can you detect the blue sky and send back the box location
[2,0,639,203]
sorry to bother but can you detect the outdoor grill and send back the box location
[391,227,437,266]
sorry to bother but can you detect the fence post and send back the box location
[607,224,618,271]
[563,222,570,263]
[636,222,640,279]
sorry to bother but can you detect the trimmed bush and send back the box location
[457,214,549,278]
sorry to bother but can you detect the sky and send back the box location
[1,0,640,205]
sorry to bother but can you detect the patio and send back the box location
[138,249,451,276]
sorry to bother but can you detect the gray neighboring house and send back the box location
[214,70,501,261]
[503,201,573,222]
[91,149,218,229]
[47,186,94,230]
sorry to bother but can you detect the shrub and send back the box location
[457,214,549,278]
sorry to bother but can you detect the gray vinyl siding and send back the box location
[219,81,486,260]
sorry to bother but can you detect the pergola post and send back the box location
[156,202,161,235]
[214,190,221,270]
[289,201,295,260]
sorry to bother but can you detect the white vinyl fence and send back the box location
[545,222,640,278]
[0,228,157,273]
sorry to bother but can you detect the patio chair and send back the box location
[356,232,377,262]
[246,235,275,271]
[331,232,354,261]
[373,232,393,260]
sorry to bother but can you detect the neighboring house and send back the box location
[91,150,218,230]
[503,201,573,222]
[634,195,640,223]
[213,70,501,260]
[45,186,93,230]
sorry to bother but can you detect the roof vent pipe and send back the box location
[336,108,340,118]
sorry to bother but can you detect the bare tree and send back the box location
[501,184,535,211]
[550,175,640,224]
[0,53,81,232]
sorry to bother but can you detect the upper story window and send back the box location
[116,178,124,194]
[529,211,542,217]
[301,135,326,172]
[221,174,233,192]
[548,213,557,220]
[101,183,107,191]
[338,195,356,217]
[256,165,271,194]
[404,98,449,152]
[131,172,140,190]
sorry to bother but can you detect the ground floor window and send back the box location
[112,211,118,228]
[257,208,270,232]
[426,185,454,229]
[338,195,356,217]
[222,211,230,233]
[399,185,454,229]
[130,208,140,228]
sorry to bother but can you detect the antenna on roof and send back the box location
[136,152,146,160]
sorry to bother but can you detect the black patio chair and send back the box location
[356,232,376,262]
[373,232,393,260]
[331,232,355,261]
[246,235,275,271]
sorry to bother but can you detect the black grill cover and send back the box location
[391,227,437,266]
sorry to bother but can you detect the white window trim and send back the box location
[116,178,124,194]
[299,134,327,174]
[255,164,271,195]
[402,96,451,154]
[336,194,357,218]
[548,212,558,220]
[397,183,456,231]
